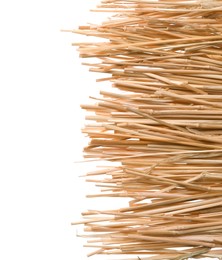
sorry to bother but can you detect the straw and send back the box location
[70,0,222,259]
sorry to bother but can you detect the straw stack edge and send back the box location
[72,0,222,259]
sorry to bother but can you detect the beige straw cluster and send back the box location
[72,0,222,259]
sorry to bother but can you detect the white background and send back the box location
[0,1,104,259]
[0,1,217,260]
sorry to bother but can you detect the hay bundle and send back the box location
[72,0,222,259]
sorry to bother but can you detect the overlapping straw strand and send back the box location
[72,0,222,259]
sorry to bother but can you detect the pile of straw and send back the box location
[72,0,222,259]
